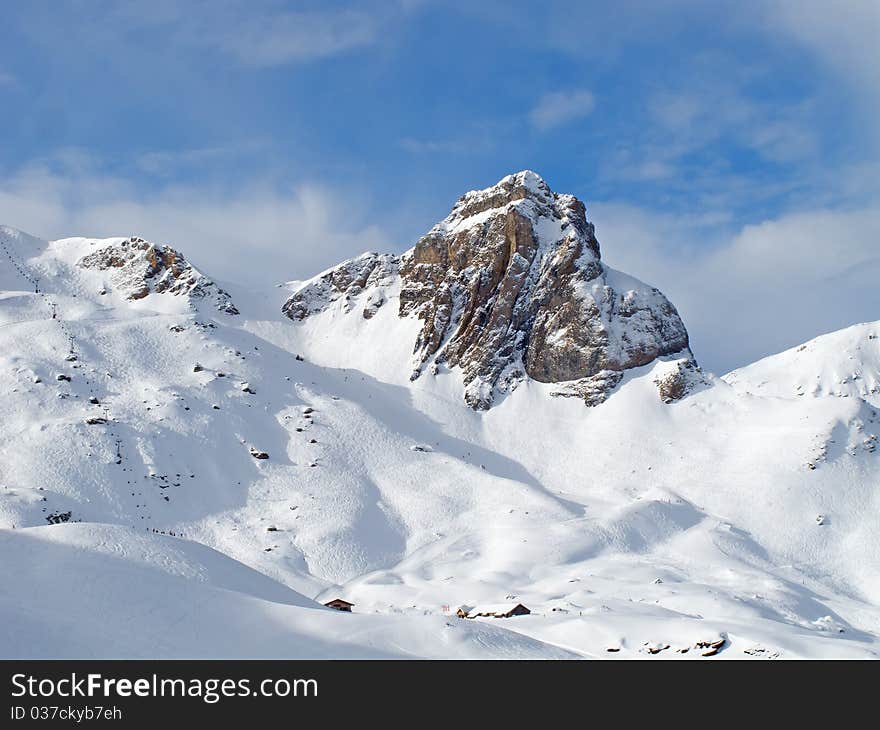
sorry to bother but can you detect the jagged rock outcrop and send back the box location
[78,237,239,314]
[282,253,398,321]
[283,171,697,409]
[653,359,707,404]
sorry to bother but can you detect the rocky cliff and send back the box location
[283,171,698,408]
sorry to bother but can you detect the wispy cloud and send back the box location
[206,8,380,66]
[399,128,500,156]
[760,0,880,153]
[133,141,269,177]
[764,0,880,98]
[529,90,595,131]
[399,138,469,154]
[0,70,16,86]
[0,158,392,288]
[19,1,388,68]
[596,74,822,214]
[648,83,818,163]
[593,199,880,373]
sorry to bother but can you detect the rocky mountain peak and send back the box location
[283,172,699,409]
[449,170,559,219]
[78,236,239,314]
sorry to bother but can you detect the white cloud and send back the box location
[529,90,595,131]
[0,70,16,85]
[134,147,230,176]
[23,1,386,68]
[758,1,880,151]
[400,138,467,154]
[592,201,880,374]
[0,163,392,289]
[208,8,379,66]
[639,82,819,171]
[764,0,880,96]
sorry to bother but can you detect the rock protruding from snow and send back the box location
[283,171,694,409]
[282,253,399,322]
[78,237,239,314]
[653,357,710,404]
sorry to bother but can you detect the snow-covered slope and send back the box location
[0,523,571,659]
[724,321,880,403]
[2,180,880,660]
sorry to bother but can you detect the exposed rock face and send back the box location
[283,171,697,409]
[282,253,398,321]
[78,237,239,314]
[653,359,707,404]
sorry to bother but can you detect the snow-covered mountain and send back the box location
[2,172,879,659]
[284,171,699,409]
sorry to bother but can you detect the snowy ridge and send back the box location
[1,226,238,317]
[724,321,880,403]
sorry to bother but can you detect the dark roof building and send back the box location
[324,598,355,612]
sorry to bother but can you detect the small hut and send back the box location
[324,598,354,612]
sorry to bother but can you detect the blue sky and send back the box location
[1,0,878,372]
